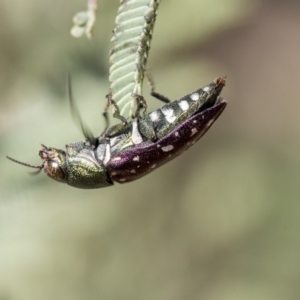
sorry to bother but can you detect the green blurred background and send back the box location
[1,0,300,299]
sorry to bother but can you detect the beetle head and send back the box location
[7,143,113,189]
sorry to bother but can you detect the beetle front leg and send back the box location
[101,93,129,138]
[105,93,127,123]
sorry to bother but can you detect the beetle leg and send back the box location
[145,70,171,103]
[101,93,128,138]
[99,101,111,137]
[101,93,129,138]
[132,93,147,119]
[151,91,171,103]
[105,92,127,123]
[102,110,109,131]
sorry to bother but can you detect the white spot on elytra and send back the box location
[162,145,174,152]
[174,131,179,137]
[133,156,139,161]
[150,111,159,122]
[157,144,161,148]
[203,86,210,92]
[150,164,156,169]
[190,93,199,101]
[193,120,197,124]
[119,178,126,182]
[137,165,141,168]
[162,107,176,123]
[206,119,214,127]
[112,157,121,162]
[130,169,136,174]
[111,172,117,176]
[190,128,198,136]
[178,100,189,111]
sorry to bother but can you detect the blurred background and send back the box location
[1,0,300,299]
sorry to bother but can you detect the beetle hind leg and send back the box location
[145,69,171,103]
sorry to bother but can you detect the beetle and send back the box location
[7,77,227,189]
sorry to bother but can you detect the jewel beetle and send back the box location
[7,77,227,189]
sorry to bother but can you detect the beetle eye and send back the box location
[45,160,65,181]
[38,146,68,183]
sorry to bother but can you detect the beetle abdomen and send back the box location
[107,100,227,183]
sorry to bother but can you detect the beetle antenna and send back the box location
[6,156,44,175]
[67,72,97,146]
